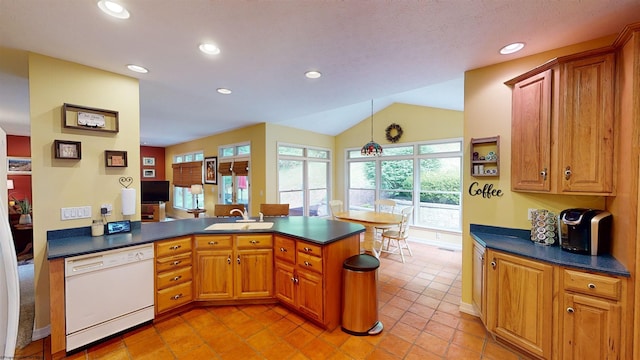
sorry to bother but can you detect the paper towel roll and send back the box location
[121,188,136,215]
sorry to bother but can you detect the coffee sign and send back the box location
[468,181,503,199]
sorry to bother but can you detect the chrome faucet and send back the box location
[230,208,250,220]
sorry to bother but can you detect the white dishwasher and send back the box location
[65,244,154,351]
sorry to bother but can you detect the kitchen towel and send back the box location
[121,188,136,215]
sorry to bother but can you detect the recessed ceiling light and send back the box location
[305,70,322,79]
[97,0,130,19]
[217,88,232,95]
[199,43,221,55]
[127,64,148,73]
[500,42,525,55]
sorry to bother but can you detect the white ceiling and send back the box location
[1,1,639,147]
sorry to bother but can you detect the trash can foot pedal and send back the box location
[368,321,383,335]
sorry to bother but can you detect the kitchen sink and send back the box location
[205,222,274,231]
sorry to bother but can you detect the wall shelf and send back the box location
[471,136,500,177]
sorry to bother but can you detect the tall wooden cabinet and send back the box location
[274,234,359,330]
[507,49,616,195]
[485,249,553,359]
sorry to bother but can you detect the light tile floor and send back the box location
[15,241,529,359]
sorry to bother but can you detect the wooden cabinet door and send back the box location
[562,293,621,360]
[471,240,486,324]
[235,249,274,299]
[558,53,615,194]
[511,69,552,192]
[195,250,233,300]
[297,269,323,322]
[486,250,553,359]
[274,261,296,307]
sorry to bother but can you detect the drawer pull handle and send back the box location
[303,247,313,252]
[171,260,182,266]
[304,261,312,267]
[250,240,260,244]
[208,241,218,245]
[567,307,574,313]
[170,275,182,282]
[588,283,596,289]
[171,293,183,301]
[169,245,181,250]
[280,247,287,252]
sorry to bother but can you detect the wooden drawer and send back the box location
[156,266,192,290]
[274,236,296,263]
[156,252,192,273]
[236,234,273,249]
[156,281,193,314]
[563,269,621,301]
[298,252,323,274]
[195,235,233,249]
[297,242,322,258]
[156,237,192,258]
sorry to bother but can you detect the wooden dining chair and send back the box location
[379,206,413,263]
[260,203,290,217]
[214,204,245,217]
[374,199,397,237]
[328,200,343,219]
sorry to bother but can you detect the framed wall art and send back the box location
[143,169,156,178]
[105,150,128,167]
[63,103,119,133]
[142,157,155,166]
[54,140,82,160]
[204,156,218,184]
[7,157,32,174]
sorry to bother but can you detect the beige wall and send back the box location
[460,35,617,306]
[29,53,140,329]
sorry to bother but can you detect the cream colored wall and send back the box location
[335,103,464,201]
[460,36,616,306]
[264,123,335,203]
[29,53,140,329]
[165,123,267,218]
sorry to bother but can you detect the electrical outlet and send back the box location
[101,203,113,216]
[527,208,537,221]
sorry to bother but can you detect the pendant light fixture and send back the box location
[361,99,383,156]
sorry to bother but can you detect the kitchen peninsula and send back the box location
[47,217,364,358]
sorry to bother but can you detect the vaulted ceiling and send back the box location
[1,1,640,146]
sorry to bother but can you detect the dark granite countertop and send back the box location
[471,224,629,277]
[47,216,365,260]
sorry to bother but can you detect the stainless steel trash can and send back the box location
[341,254,383,336]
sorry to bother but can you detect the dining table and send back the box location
[333,210,403,258]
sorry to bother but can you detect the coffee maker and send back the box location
[558,209,612,255]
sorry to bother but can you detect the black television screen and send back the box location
[141,181,170,203]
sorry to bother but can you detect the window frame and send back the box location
[172,151,204,211]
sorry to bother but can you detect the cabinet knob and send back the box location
[170,275,182,282]
[304,261,312,267]
[169,245,181,250]
[567,307,574,313]
[280,247,287,252]
[490,260,496,269]
[208,241,218,245]
[171,293,183,301]
[227,255,231,265]
[303,247,313,252]
[540,168,547,180]
[250,240,259,244]
[564,166,572,180]
[171,260,181,266]
[588,283,596,289]
[237,255,241,264]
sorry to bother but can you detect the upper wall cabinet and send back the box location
[506,48,615,196]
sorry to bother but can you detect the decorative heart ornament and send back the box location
[119,176,134,188]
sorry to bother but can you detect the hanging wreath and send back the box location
[385,123,403,143]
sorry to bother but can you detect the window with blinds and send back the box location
[218,160,248,176]
[172,161,203,187]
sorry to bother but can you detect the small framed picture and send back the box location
[7,157,32,174]
[204,156,217,184]
[105,150,128,167]
[142,157,155,166]
[143,169,156,178]
[54,140,82,160]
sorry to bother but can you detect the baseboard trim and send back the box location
[32,324,51,341]
[459,301,480,317]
